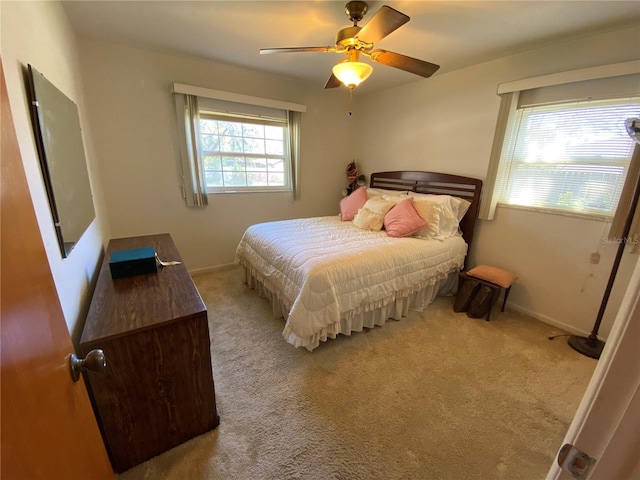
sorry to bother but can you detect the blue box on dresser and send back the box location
[109,246,157,279]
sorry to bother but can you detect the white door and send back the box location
[546,257,640,479]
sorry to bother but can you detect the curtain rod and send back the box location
[172,83,307,113]
[497,60,640,95]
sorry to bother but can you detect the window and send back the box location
[479,66,640,221]
[199,112,289,192]
[173,84,304,206]
[496,97,639,217]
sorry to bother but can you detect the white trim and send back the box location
[172,83,307,113]
[496,203,614,222]
[189,262,239,276]
[478,91,519,220]
[507,303,596,340]
[497,60,640,95]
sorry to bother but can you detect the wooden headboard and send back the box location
[370,171,483,249]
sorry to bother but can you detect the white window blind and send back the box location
[496,98,640,216]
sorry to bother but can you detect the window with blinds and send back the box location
[496,97,640,216]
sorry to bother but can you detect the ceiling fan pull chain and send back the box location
[348,87,353,116]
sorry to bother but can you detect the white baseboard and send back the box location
[507,302,607,340]
[189,263,240,275]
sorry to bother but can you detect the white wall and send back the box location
[76,41,354,271]
[355,25,640,338]
[1,1,110,343]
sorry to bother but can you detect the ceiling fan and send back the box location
[260,1,440,89]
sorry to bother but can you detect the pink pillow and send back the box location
[339,187,367,221]
[383,197,428,238]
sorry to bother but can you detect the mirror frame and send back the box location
[26,64,96,258]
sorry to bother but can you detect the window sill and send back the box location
[496,203,613,222]
[207,188,291,195]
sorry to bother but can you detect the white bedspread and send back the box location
[235,216,467,350]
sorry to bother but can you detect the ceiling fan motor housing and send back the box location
[345,1,368,24]
[336,26,363,47]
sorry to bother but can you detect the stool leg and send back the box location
[486,286,499,322]
[501,286,511,312]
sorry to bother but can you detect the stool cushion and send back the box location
[467,265,517,288]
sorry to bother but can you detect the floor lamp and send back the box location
[568,117,640,359]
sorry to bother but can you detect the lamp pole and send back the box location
[568,119,640,359]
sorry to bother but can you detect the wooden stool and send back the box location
[460,265,517,321]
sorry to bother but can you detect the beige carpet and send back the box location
[119,266,596,480]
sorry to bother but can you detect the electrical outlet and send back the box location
[590,252,601,264]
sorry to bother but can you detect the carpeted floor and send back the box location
[119,266,596,480]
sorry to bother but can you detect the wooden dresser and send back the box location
[80,233,219,473]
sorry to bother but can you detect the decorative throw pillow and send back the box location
[352,208,384,231]
[383,197,428,238]
[467,265,517,288]
[339,187,367,221]
[352,197,396,231]
[412,200,441,239]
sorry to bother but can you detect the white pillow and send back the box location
[352,197,396,231]
[436,203,459,238]
[409,193,471,222]
[366,187,409,199]
[411,200,442,239]
[409,193,471,237]
[455,198,471,221]
[382,194,408,205]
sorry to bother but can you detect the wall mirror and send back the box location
[27,64,96,258]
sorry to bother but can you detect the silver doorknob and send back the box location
[69,349,106,382]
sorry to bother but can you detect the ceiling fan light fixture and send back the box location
[332,60,373,88]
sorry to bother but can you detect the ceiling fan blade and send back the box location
[260,46,336,55]
[324,73,342,89]
[355,6,409,45]
[368,49,440,78]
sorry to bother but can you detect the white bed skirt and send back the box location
[242,265,459,351]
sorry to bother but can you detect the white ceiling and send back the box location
[62,1,640,94]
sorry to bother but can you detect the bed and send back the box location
[235,171,483,351]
